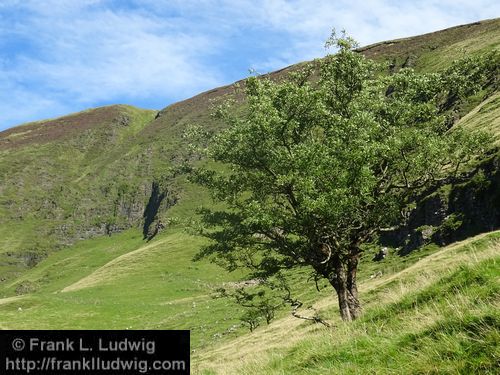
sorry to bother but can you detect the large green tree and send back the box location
[189,35,494,321]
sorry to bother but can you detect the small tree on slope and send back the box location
[189,35,495,322]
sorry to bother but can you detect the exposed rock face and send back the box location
[143,181,177,241]
[382,153,500,253]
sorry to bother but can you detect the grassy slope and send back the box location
[0,19,498,281]
[458,92,500,143]
[195,231,500,374]
[0,18,499,373]
[358,18,500,71]
[0,227,247,349]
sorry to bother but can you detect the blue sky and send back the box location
[0,1,498,131]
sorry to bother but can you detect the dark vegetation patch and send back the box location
[0,105,129,150]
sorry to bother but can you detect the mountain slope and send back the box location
[0,20,498,368]
[1,18,499,285]
[0,105,162,281]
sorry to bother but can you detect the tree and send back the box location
[216,286,284,330]
[189,34,494,321]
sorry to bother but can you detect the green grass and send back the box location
[194,232,499,374]
[0,220,328,349]
[0,227,251,349]
[457,93,500,144]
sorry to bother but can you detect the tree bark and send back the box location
[315,245,363,322]
[346,247,362,320]
[328,259,353,322]
[336,282,353,322]
[323,251,362,322]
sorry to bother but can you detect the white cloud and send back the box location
[0,76,72,127]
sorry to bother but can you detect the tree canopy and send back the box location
[188,34,495,321]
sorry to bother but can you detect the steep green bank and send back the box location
[195,231,500,374]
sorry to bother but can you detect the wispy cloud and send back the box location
[237,0,500,70]
[0,0,498,130]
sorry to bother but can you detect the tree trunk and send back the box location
[336,282,353,322]
[346,247,362,320]
[325,252,362,322]
[328,259,353,322]
[315,244,363,322]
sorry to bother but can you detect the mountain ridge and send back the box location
[2,18,499,141]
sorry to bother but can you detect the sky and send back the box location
[0,1,498,131]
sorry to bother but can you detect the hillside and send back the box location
[195,231,500,374]
[0,105,160,282]
[0,18,499,373]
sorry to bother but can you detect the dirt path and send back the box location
[0,295,24,306]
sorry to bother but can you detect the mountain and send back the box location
[0,18,499,373]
